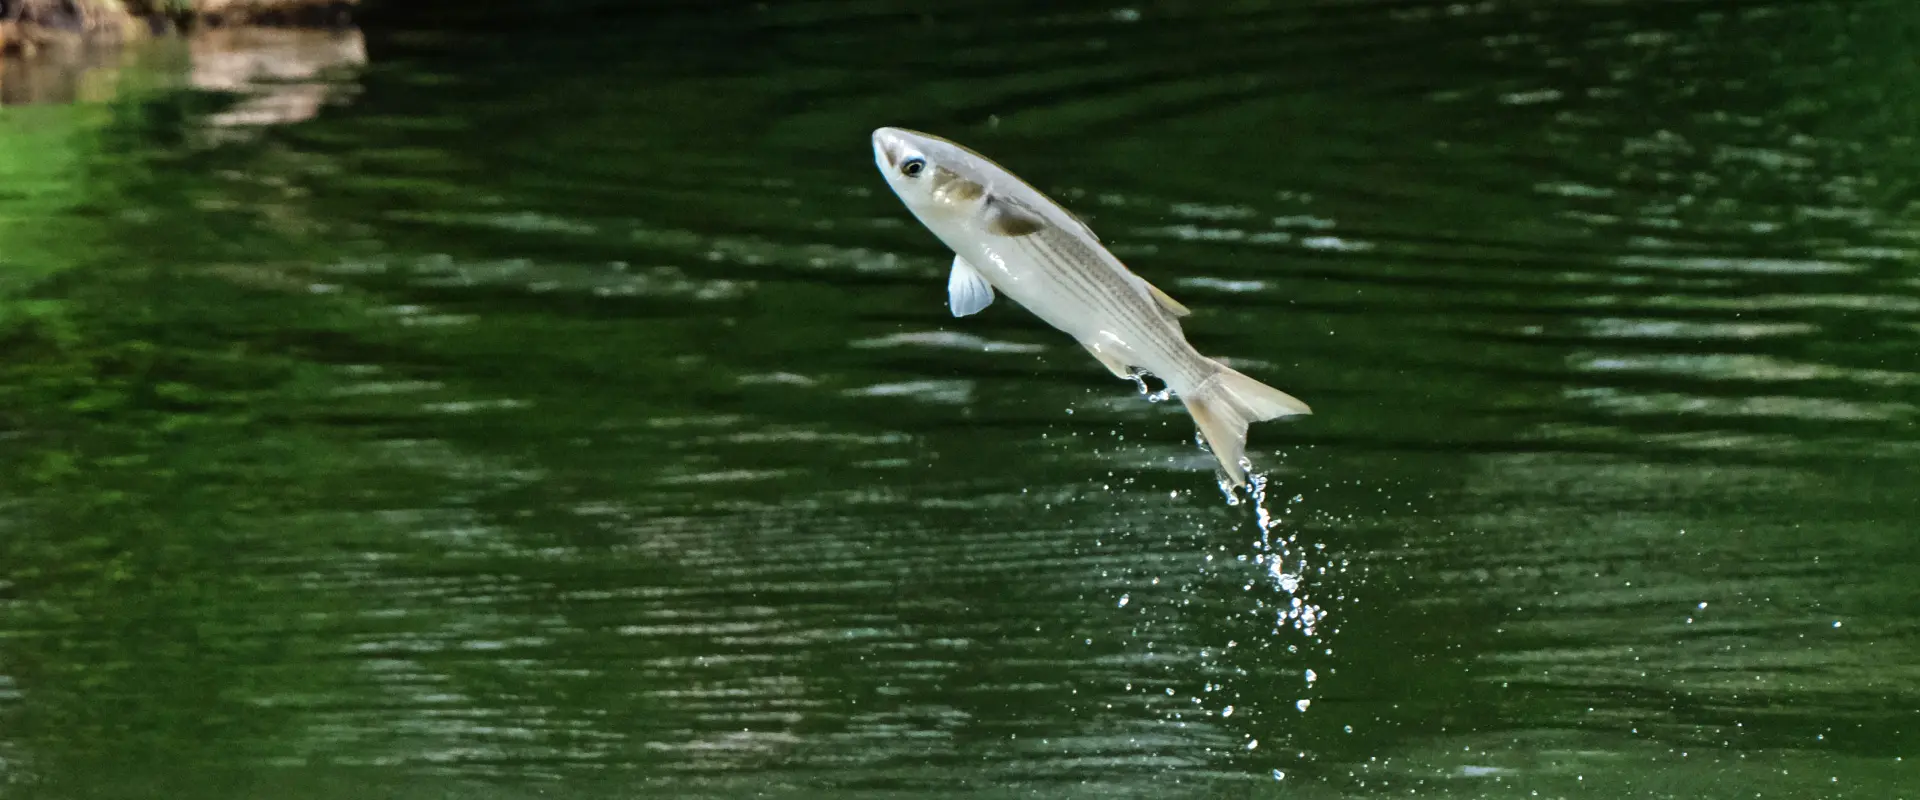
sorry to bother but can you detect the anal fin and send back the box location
[1079,339,1133,379]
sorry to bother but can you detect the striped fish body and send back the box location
[944,203,1211,391]
[871,127,1310,486]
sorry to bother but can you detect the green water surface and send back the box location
[1,3,1916,797]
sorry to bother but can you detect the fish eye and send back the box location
[900,157,927,177]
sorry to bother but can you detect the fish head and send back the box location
[872,127,989,222]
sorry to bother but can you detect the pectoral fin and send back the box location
[983,195,1046,237]
[1079,339,1134,379]
[947,255,995,317]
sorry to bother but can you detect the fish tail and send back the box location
[1179,359,1311,486]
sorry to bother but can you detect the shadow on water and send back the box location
[2,1,1917,797]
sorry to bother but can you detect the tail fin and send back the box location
[1179,359,1311,486]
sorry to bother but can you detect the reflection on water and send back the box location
[0,26,362,121]
[0,40,143,105]
[190,27,365,126]
[1,1,1917,797]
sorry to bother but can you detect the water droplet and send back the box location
[1117,594,1130,608]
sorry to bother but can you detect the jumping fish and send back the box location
[870,127,1310,486]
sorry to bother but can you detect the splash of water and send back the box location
[1128,371,1174,402]
[1183,457,1331,775]
[1241,470,1325,638]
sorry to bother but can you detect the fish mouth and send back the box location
[871,127,905,169]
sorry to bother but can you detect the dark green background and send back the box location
[2,1,1915,796]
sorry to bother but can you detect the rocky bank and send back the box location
[1,0,354,56]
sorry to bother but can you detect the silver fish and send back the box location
[871,127,1311,486]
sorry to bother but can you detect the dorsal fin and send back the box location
[1060,206,1099,242]
[1141,279,1191,317]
